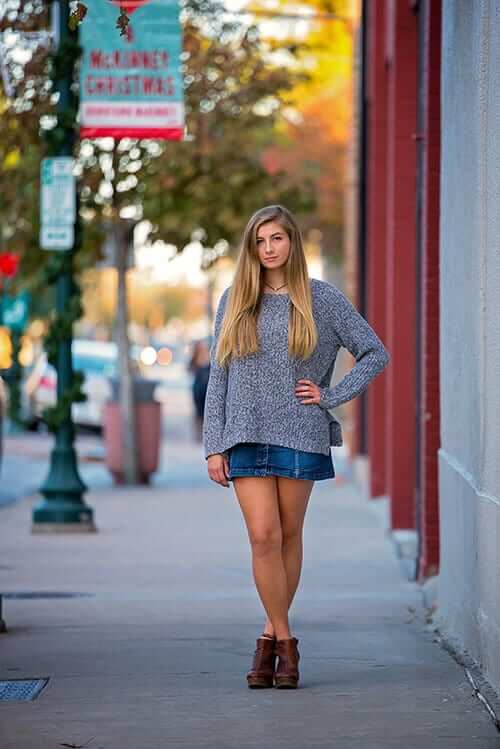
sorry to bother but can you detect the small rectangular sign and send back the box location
[40,157,76,226]
[40,225,74,251]
[1,291,30,331]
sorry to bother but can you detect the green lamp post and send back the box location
[32,0,95,533]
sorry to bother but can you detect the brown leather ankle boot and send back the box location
[246,634,277,688]
[274,636,300,689]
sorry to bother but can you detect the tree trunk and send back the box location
[114,220,139,484]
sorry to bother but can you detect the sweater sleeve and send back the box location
[203,287,230,460]
[318,285,390,411]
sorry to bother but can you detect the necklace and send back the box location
[264,281,288,294]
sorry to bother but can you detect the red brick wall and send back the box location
[417,0,441,579]
[384,0,418,530]
[366,0,389,498]
[363,0,442,572]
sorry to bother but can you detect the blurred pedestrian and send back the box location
[202,204,390,689]
[188,339,210,442]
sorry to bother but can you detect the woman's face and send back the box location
[255,220,291,271]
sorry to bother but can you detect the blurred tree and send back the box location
[0,1,53,312]
[0,1,104,309]
[256,0,355,265]
[78,1,315,252]
[1,0,317,278]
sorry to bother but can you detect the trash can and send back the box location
[103,376,161,485]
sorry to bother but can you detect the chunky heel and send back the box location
[246,634,276,688]
[274,636,300,689]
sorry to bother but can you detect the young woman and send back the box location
[203,205,390,690]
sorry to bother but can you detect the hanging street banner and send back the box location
[79,0,184,140]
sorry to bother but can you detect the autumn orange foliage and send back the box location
[258,0,357,262]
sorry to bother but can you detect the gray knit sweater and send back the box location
[203,277,389,459]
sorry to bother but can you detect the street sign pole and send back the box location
[32,0,95,533]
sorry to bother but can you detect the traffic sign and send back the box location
[40,157,76,225]
[40,157,76,251]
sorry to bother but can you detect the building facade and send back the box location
[359,0,441,580]
[357,0,500,696]
[437,0,500,694]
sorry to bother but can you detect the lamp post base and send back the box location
[32,443,96,533]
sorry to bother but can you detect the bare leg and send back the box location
[263,476,314,637]
[233,475,291,640]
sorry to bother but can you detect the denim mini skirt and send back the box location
[227,442,335,482]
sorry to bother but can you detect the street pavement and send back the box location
[1,436,500,747]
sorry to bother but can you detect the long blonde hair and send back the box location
[215,205,318,366]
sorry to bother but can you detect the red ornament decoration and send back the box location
[0,252,20,279]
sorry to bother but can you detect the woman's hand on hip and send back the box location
[295,378,321,405]
[207,453,230,487]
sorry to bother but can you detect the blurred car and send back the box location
[0,375,6,472]
[130,342,189,393]
[22,339,143,432]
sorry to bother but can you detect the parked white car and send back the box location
[22,339,142,432]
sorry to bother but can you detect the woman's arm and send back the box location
[318,284,390,411]
[203,287,230,460]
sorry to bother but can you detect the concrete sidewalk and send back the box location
[0,452,498,747]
